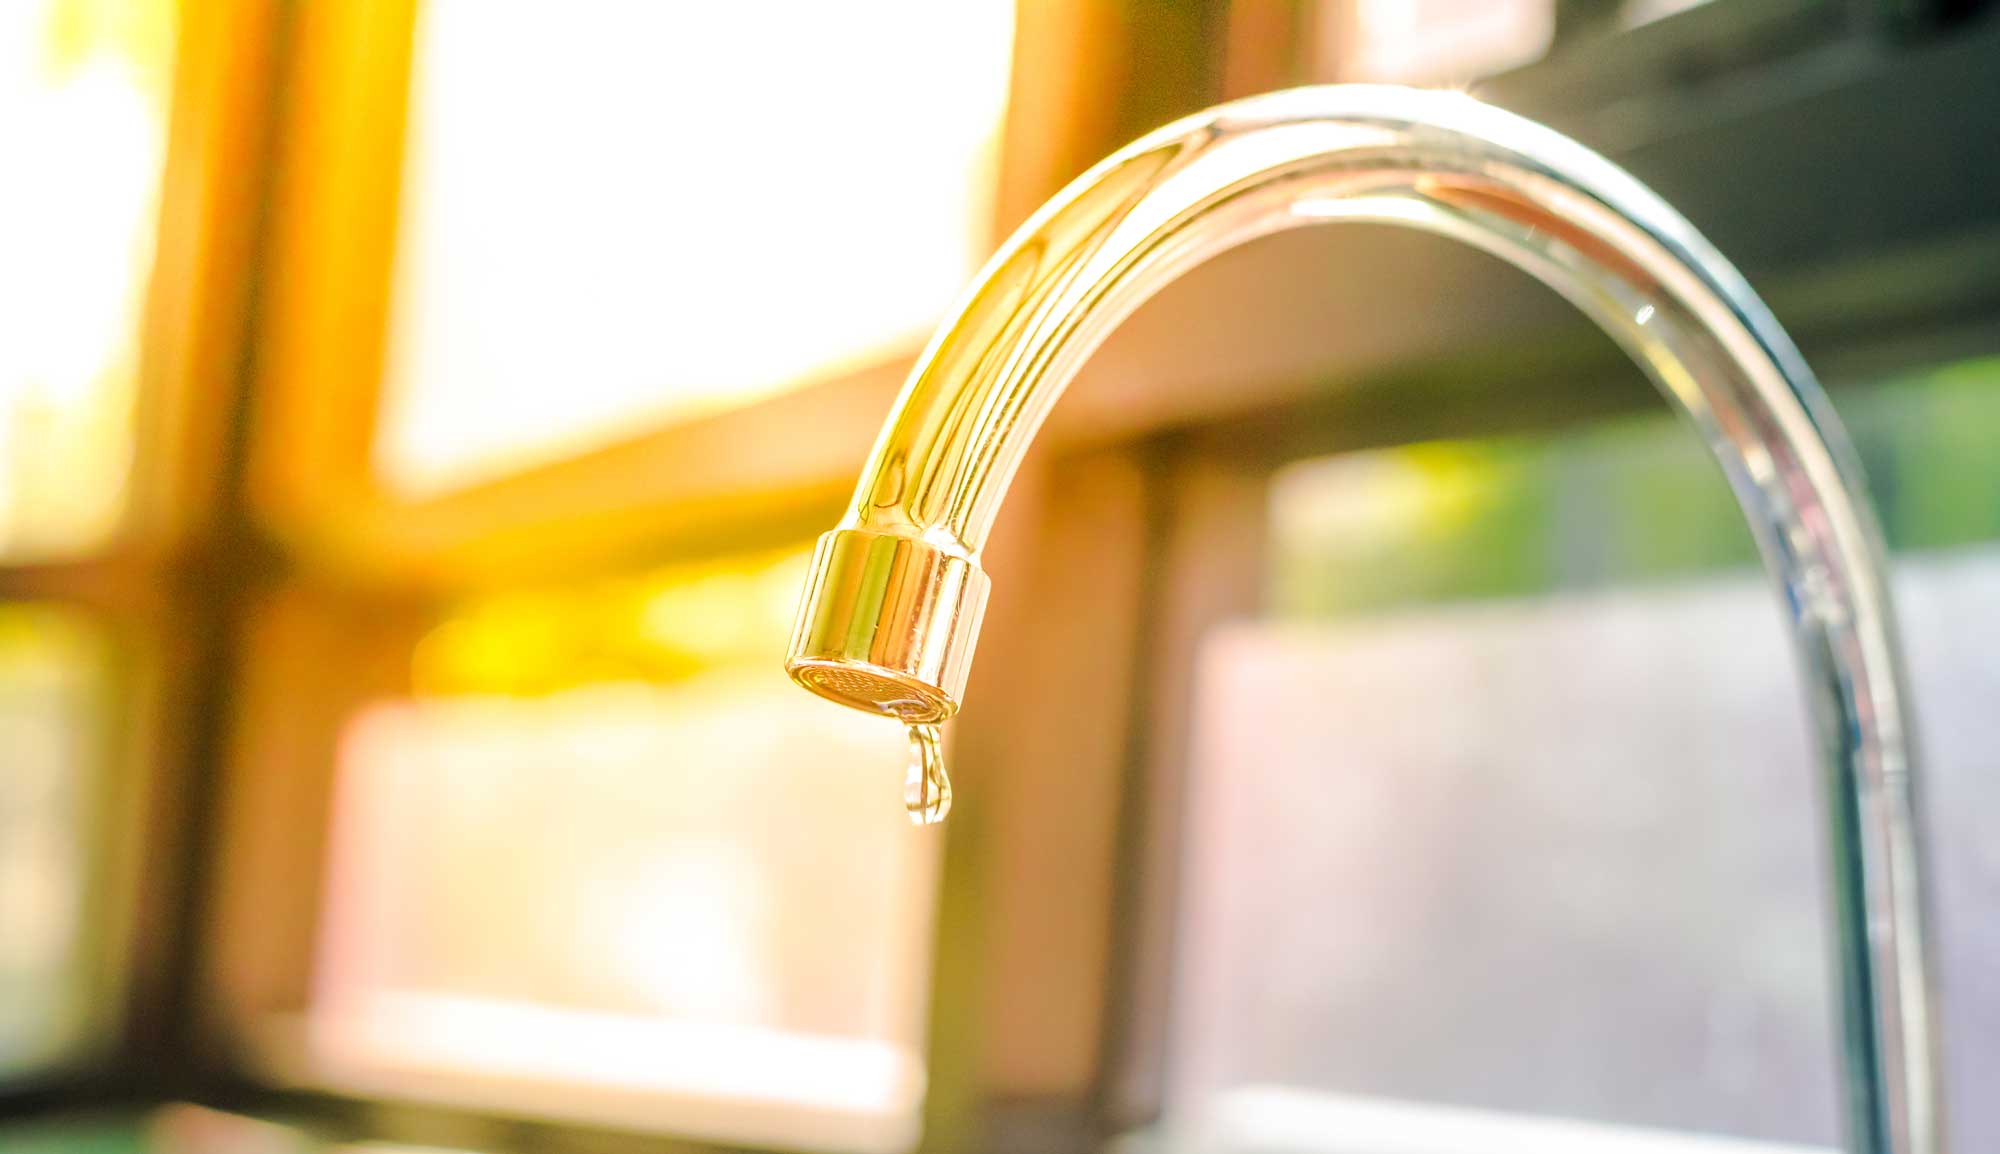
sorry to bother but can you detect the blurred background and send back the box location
[1,1,1998,1153]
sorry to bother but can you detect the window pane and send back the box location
[0,0,176,560]
[302,552,943,1153]
[0,605,116,1080]
[1163,358,2000,1149]
[375,1,1016,495]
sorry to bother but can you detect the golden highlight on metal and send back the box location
[787,528,988,723]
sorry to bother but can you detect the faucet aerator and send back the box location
[786,527,990,723]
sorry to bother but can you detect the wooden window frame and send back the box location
[0,0,281,1111]
[197,4,1231,1154]
[244,0,1203,593]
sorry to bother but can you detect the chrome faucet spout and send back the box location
[785,85,1943,1153]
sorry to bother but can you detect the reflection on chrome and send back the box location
[786,86,1943,1152]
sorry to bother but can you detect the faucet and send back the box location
[783,86,1943,1154]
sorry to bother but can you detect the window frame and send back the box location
[247,0,1168,593]
[197,4,1217,1154]
[163,0,2000,1151]
[0,0,281,1111]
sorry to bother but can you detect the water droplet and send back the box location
[904,723,952,826]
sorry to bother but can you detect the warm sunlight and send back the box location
[0,0,175,558]
[375,0,1017,495]
[298,552,942,1153]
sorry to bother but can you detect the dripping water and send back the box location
[903,723,952,825]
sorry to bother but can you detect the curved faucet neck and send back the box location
[786,85,1939,1153]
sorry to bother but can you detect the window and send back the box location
[6,1,1987,1151]
[285,553,942,1152]
[375,1,1017,495]
[210,2,1035,1149]
[1160,357,2000,1149]
[0,606,118,1080]
[0,0,189,1094]
[215,3,1029,1143]
[0,0,176,559]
